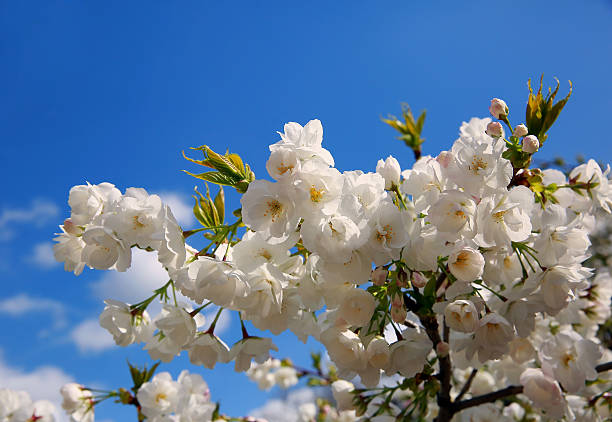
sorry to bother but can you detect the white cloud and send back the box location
[70,318,115,353]
[0,348,73,422]
[0,199,59,241]
[91,248,170,304]
[0,293,67,330]
[250,387,317,422]
[158,192,195,228]
[28,241,59,269]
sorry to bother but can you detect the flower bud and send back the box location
[331,380,355,411]
[391,303,407,324]
[411,271,427,288]
[436,341,450,357]
[489,98,508,119]
[513,124,528,137]
[485,121,503,138]
[376,155,401,190]
[396,269,409,288]
[63,219,82,236]
[436,151,452,168]
[522,135,539,153]
[371,267,388,286]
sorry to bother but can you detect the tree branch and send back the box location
[455,369,478,402]
[453,361,612,413]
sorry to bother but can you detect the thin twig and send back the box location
[455,369,477,402]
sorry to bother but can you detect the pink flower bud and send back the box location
[436,341,450,357]
[485,121,503,138]
[63,219,82,236]
[513,124,528,137]
[411,271,427,288]
[396,269,408,288]
[436,151,452,168]
[489,98,508,119]
[391,293,403,307]
[371,267,388,286]
[522,135,539,153]
[391,303,407,324]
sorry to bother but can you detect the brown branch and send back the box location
[453,360,612,413]
[419,314,453,422]
[455,369,478,402]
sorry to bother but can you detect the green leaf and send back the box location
[183,170,239,186]
[213,186,225,224]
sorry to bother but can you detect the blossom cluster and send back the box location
[0,388,55,422]
[52,94,612,420]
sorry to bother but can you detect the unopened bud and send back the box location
[489,98,508,119]
[371,267,388,286]
[391,303,407,324]
[397,269,409,288]
[522,135,539,153]
[485,121,503,138]
[513,124,528,138]
[436,341,450,357]
[436,151,453,168]
[411,271,427,288]
[63,219,82,236]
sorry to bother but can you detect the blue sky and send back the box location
[1,1,611,420]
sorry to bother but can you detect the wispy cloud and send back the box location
[70,319,115,353]
[0,199,59,241]
[0,348,73,422]
[158,192,195,228]
[250,387,317,422]
[0,293,67,331]
[28,241,59,269]
[91,248,171,304]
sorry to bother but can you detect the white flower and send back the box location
[53,230,86,275]
[466,313,514,363]
[427,190,476,235]
[444,300,479,333]
[137,372,180,418]
[104,187,164,249]
[448,247,485,282]
[236,263,287,318]
[366,336,390,370]
[270,119,334,167]
[508,338,536,364]
[176,370,213,418]
[274,366,299,389]
[0,388,32,421]
[229,337,279,372]
[266,146,301,181]
[475,187,533,248]
[187,332,230,369]
[60,383,94,422]
[81,226,131,271]
[157,205,187,272]
[386,329,432,378]
[99,299,153,346]
[366,201,412,266]
[569,159,612,212]
[331,380,355,411]
[295,166,343,217]
[376,155,401,190]
[154,304,197,349]
[540,330,602,393]
[337,288,377,328]
[320,327,367,373]
[68,182,121,225]
[240,180,299,239]
[301,213,364,264]
[520,368,565,419]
